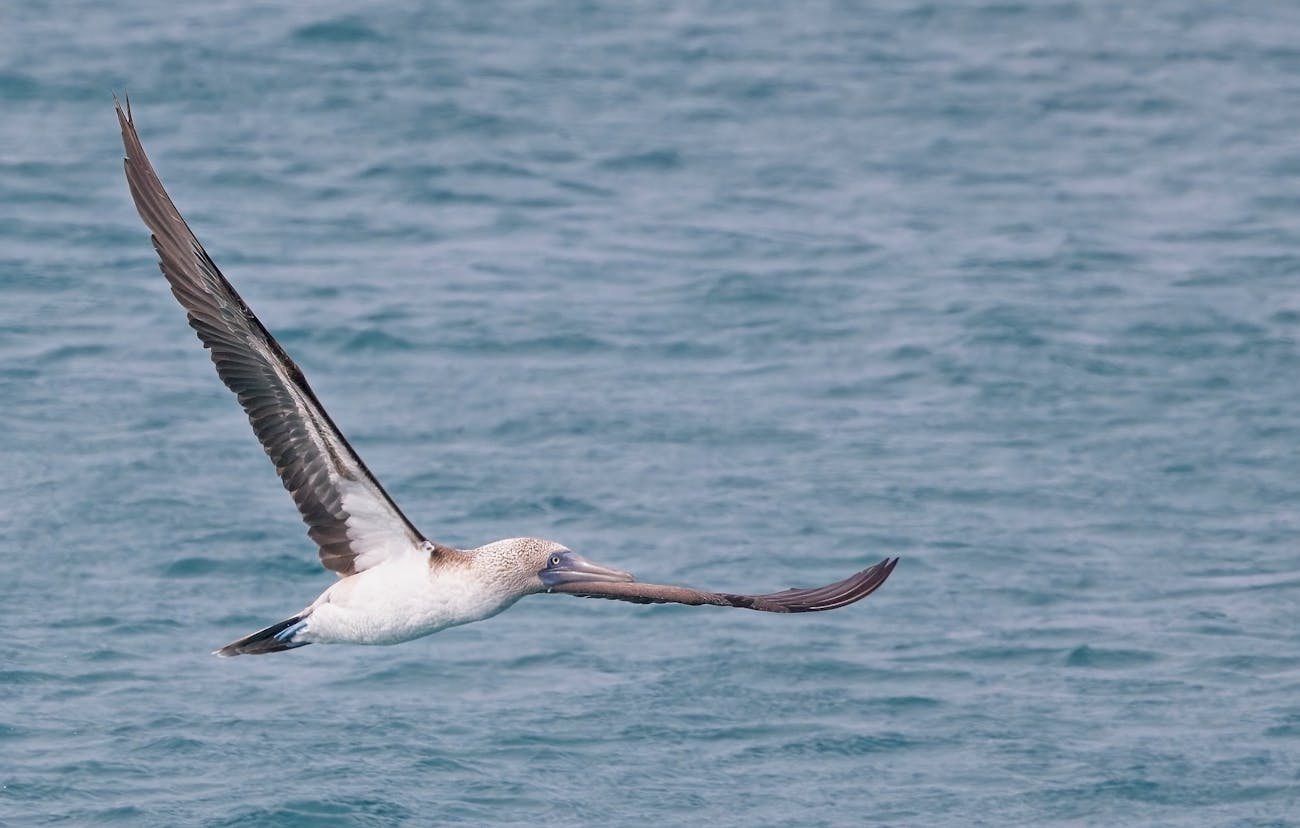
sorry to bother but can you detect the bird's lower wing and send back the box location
[550,557,898,613]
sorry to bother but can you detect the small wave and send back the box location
[163,553,319,579]
[0,70,40,100]
[1065,645,1161,669]
[741,730,918,759]
[0,669,59,685]
[598,148,683,172]
[291,17,385,44]
[341,329,416,353]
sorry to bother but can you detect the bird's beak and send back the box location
[539,551,635,589]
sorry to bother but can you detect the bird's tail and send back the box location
[213,613,311,657]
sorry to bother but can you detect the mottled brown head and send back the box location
[470,537,634,596]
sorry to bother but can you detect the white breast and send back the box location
[301,556,517,645]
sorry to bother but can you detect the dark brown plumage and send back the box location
[116,97,432,577]
[551,557,898,612]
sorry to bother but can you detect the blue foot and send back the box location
[273,620,307,642]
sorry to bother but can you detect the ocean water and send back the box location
[3,1,1300,824]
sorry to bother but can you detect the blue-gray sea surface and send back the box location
[3,1,1300,825]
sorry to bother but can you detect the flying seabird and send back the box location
[115,98,899,657]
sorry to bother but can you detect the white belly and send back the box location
[300,557,515,645]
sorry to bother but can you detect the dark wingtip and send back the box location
[746,555,900,612]
[858,556,900,600]
[112,90,132,124]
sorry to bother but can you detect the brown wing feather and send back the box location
[550,558,899,613]
[116,98,433,575]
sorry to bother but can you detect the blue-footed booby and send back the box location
[115,99,899,657]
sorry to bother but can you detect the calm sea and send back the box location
[3,1,1299,824]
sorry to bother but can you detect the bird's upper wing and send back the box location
[117,99,438,576]
[549,557,898,612]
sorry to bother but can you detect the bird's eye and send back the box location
[549,555,562,567]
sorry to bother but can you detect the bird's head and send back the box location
[471,537,635,595]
